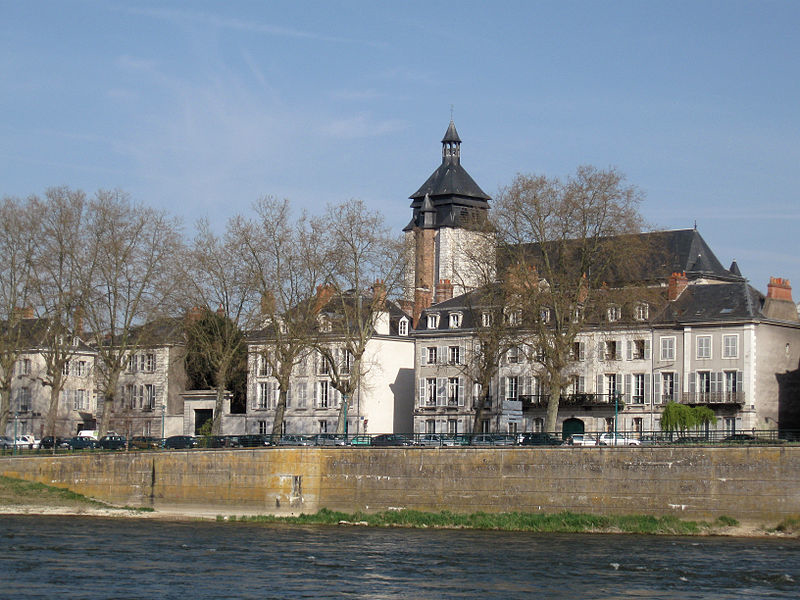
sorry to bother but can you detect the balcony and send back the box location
[519,393,625,409]
[679,391,745,406]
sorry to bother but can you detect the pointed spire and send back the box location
[729,260,742,277]
[441,120,461,164]
[421,193,436,228]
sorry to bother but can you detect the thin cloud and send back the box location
[321,114,407,139]
[121,6,384,47]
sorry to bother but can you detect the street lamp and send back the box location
[614,392,620,441]
[160,402,165,439]
[343,393,348,437]
[13,412,18,456]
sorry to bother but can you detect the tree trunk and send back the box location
[271,387,288,442]
[45,385,60,438]
[97,370,120,438]
[211,378,226,436]
[544,374,562,433]
[0,388,10,434]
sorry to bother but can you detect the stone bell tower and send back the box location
[402,120,493,325]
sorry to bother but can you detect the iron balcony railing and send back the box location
[679,391,745,406]
[518,393,625,409]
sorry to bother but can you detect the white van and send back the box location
[77,430,99,440]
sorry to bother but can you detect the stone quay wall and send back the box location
[2,446,799,522]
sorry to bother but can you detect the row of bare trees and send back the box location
[1,190,406,439]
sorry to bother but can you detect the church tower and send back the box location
[403,120,493,324]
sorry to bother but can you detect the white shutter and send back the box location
[644,374,651,404]
[626,340,633,361]
[644,339,651,360]
[736,371,743,393]
[653,375,660,403]
[313,381,318,407]
[458,378,465,406]
[688,373,695,395]
[596,374,604,395]
[439,346,447,365]
[579,342,586,361]
[420,346,427,365]
[578,375,585,393]
[418,378,425,406]
[598,342,605,361]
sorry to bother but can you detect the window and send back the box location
[723,335,738,359]
[572,307,583,323]
[696,336,711,360]
[74,389,87,411]
[570,341,585,361]
[318,354,330,375]
[506,309,522,326]
[297,354,308,376]
[144,384,156,410]
[319,420,328,433]
[258,354,270,376]
[17,358,31,376]
[258,420,267,435]
[660,337,675,361]
[447,419,458,435]
[398,318,408,336]
[144,353,155,372]
[447,377,461,406]
[633,417,643,434]
[724,370,741,401]
[318,381,329,408]
[697,371,711,398]
[17,387,31,412]
[427,347,438,365]
[258,382,269,409]
[532,417,544,433]
[425,378,437,406]
[607,305,622,322]
[605,373,618,398]
[448,346,460,365]
[632,374,645,403]
[127,355,136,372]
[340,349,353,375]
[449,312,462,328]
[134,385,144,409]
[426,313,439,329]
[662,372,675,402]
[481,312,492,327]
[631,339,646,360]
[506,376,518,401]
[74,360,88,377]
[506,346,520,364]
[539,308,550,323]
[426,419,436,434]
[296,381,307,408]
[635,303,649,321]
[62,361,70,376]
[604,341,618,361]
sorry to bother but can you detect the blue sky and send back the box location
[2,1,799,296]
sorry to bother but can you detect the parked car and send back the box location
[349,434,372,446]
[371,434,418,447]
[15,435,40,449]
[517,432,563,446]
[723,433,778,444]
[163,435,197,450]
[40,436,69,449]
[238,434,273,447]
[471,433,515,446]
[598,433,641,446]
[0,435,15,449]
[315,433,348,446]
[565,434,597,447]
[418,433,458,447]
[197,435,241,448]
[97,435,127,450]
[66,436,98,450]
[130,436,162,450]
[278,434,316,446]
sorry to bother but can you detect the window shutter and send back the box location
[439,346,447,365]
[500,376,507,400]
[286,384,292,408]
[458,378,464,406]
[420,347,427,365]
[644,374,651,403]
[626,340,633,361]
[711,372,720,394]
[418,378,425,406]
[313,381,318,407]
[674,377,680,396]
[653,375,660,402]
[736,371,742,393]
[579,342,586,361]
[625,374,632,401]
[644,339,651,360]
[596,374,603,395]
[688,373,695,395]
[578,375,585,393]
[598,342,605,361]
[523,376,531,396]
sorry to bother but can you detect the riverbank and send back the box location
[2,475,798,537]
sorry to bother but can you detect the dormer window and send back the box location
[426,313,440,329]
[506,309,522,326]
[398,318,409,336]
[449,312,462,328]
[607,305,622,322]
[481,312,492,327]
[634,303,649,321]
[539,308,551,323]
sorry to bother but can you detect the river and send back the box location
[1,515,798,599]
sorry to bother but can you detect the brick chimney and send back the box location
[412,288,432,328]
[13,306,35,319]
[763,277,799,322]
[186,306,204,323]
[314,284,335,313]
[399,299,413,315]
[668,272,689,301]
[767,277,793,301]
[435,279,454,304]
[73,307,84,337]
[216,304,225,318]
[371,279,387,308]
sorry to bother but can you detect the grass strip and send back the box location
[216,508,739,535]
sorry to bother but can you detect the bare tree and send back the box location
[493,166,647,432]
[313,199,408,434]
[0,197,40,434]
[80,190,184,437]
[27,187,91,438]
[233,197,323,439]
[183,218,257,435]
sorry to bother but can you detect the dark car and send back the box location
[40,436,69,449]
[471,433,515,446]
[278,434,316,446]
[371,434,418,447]
[130,436,162,450]
[517,432,563,446]
[0,435,14,450]
[163,435,197,449]
[66,436,98,450]
[238,434,273,448]
[315,433,348,446]
[197,435,241,448]
[97,435,127,450]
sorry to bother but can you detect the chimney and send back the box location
[399,299,413,315]
[260,292,276,317]
[668,272,689,301]
[73,307,84,337]
[767,277,793,301]
[13,306,35,320]
[314,284,335,313]
[435,279,454,304]
[371,279,387,308]
[186,306,204,323]
[216,304,225,318]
